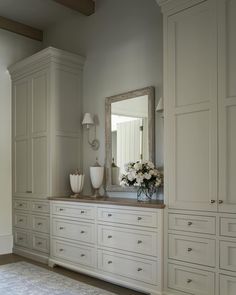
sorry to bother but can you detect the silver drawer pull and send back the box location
[80,230,85,234]
[59,208,64,211]
[80,254,85,257]
[37,206,42,209]
[18,204,23,207]
[210,200,215,204]
[19,219,23,222]
[108,235,112,239]
[137,268,143,272]
[37,222,42,226]
[187,221,193,226]
[26,190,32,193]
[18,237,23,241]
[108,213,112,217]
[187,279,192,283]
[37,242,42,245]
[59,227,64,230]
[59,248,64,252]
[108,261,112,264]
[219,200,223,204]
[187,248,193,252]
[80,210,85,214]
[137,240,142,244]
[137,217,142,221]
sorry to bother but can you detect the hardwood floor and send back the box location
[0,254,146,295]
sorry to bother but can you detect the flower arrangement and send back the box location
[120,161,163,201]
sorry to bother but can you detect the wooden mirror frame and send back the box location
[105,86,155,192]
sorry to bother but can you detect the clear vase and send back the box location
[137,186,156,202]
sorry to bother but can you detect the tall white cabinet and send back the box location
[157,0,236,294]
[9,47,84,262]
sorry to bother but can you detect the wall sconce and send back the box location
[156,97,164,117]
[82,113,100,150]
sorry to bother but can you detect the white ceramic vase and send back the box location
[90,166,104,197]
[69,174,85,197]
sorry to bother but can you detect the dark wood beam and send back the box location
[0,16,43,41]
[53,0,95,16]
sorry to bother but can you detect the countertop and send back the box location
[48,195,165,209]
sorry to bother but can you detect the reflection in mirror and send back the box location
[105,87,155,192]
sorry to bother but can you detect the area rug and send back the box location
[0,261,115,295]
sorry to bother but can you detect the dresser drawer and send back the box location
[220,274,236,295]
[52,239,95,267]
[98,249,158,285]
[32,215,49,234]
[97,207,158,228]
[52,203,95,220]
[14,230,30,248]
[168,263,215,295]
[32,233,49,253]
[169,234,216,267]
[220,241,236,272]
[13,199,30,211]
[220,218,236,238]
[169,213,216,234]
[98,225,157,257]
[52,218,95,244]
[31,201,49,214]
[14,212,30,229]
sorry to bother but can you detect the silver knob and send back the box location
[59,227,64,230]
[37,242,42,245]
[37,206,42,209]
[187,248,192,252]
[187,279,192,283]
[37,222,42,226]
[80,254,85,257]
[18,237,23,241]
[137,217,142,221]
[80,230,85,234]
[59,248,64,252]
[219,200,223,204]
[59,208,64,211]
[137,240,142,244]
[108,214,112,217]
[108,235,112,239]
[19,204,23,207]
[81,210,85,214]
[188,221,193,226]
[19,219,23,222]
[108,261,112,264]
[26,190,32,193]
[137,268,143,272]
[210,200,216,204]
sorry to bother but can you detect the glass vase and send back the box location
[137,186,156,202]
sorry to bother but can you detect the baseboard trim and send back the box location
[0,234,13,254]
[13,247,49,264]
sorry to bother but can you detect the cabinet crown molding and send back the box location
[8,46,85,80]
[156,0,206,13]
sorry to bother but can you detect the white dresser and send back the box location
[49,198,164,295]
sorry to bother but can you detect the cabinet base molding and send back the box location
[0,234,13,254]
[48,258,162,295]
[13,247,48,264]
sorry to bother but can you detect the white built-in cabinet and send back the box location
[9,47,84,262]
[157,0,236,294]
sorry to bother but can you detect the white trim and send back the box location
[0,235,13,254]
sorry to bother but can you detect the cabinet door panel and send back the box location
[14,140,28,194]
[218,0,236,212]
[220,274,236,295]
[166,0,218,211]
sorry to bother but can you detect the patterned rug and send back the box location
[0,262,115,295]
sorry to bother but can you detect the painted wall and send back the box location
[44,0,163,195]
[0,29,41,253]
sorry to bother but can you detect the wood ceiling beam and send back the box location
[0,16,43,41]
[53,0,95,16]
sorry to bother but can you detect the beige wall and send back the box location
[0,29,41,253]
[44,0,163,195]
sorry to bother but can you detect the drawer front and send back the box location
[14,212,30,229]
[169,234,216,267]
[220,274,236,295]
[168,263,215,295]
[52,203,95,220]
[13,199,30,211]
[14,230,30,248]
[97,207,158,228]
[52,239,95,267]
[52,218,95,244]
[98,225,157,256]
[98,249,158,285]
[31,201,49,214]
[169,213,216,234]
[32,215,50,234]
[220,218,236,238]
[32,233,49,253]
[220,241,236,272]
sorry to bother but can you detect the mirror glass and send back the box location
[105,87,155,191]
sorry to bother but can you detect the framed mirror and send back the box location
[105,86,155,192]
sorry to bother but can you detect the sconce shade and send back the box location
[156,97,164,112]
[82,113,94,125]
